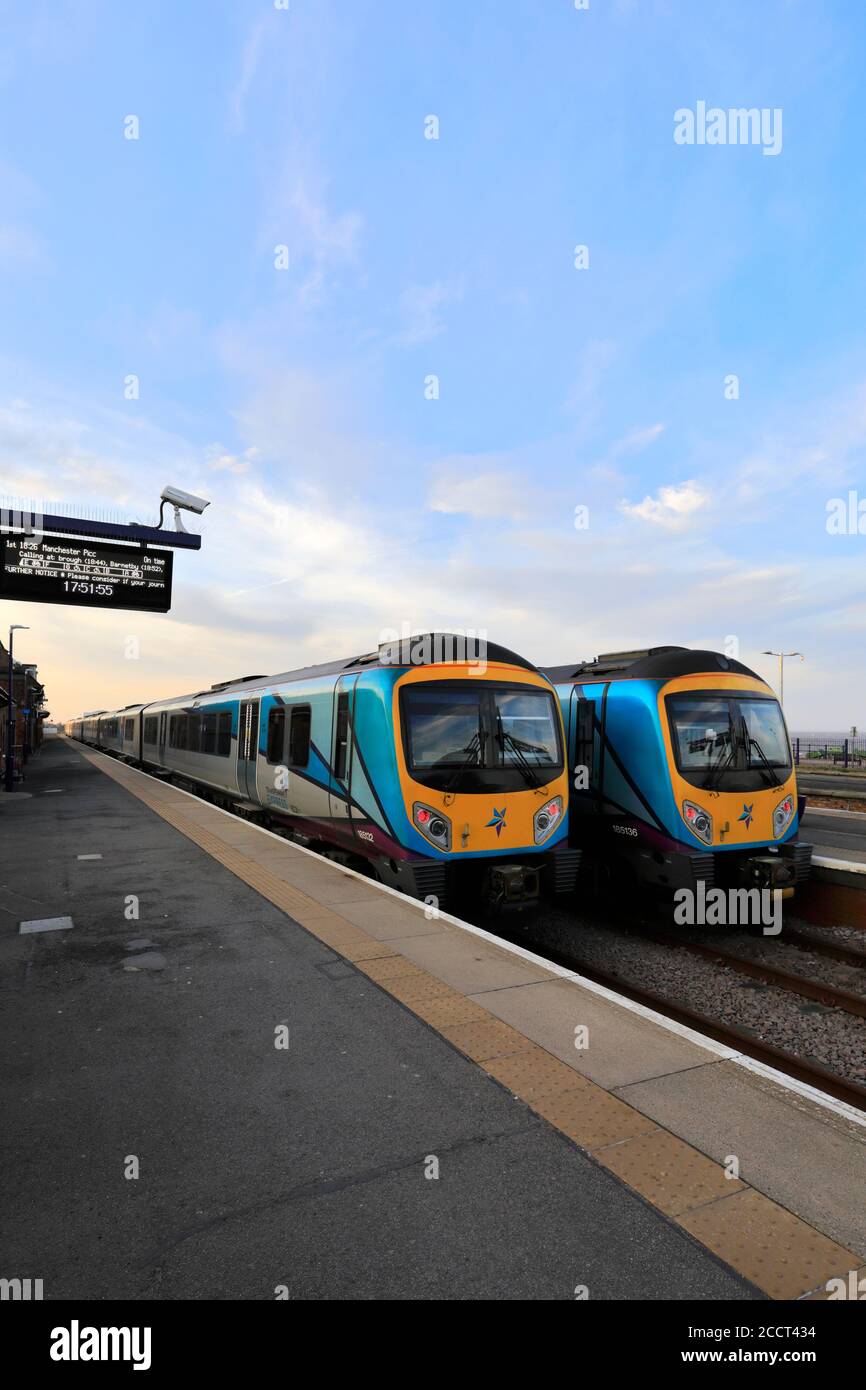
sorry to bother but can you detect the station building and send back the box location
[0,637,47,786]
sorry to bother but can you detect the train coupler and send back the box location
[484,862,541,912]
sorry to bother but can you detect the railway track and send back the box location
[640,928,866,1020]
[779,924,866,969]
[504,932,866,1115]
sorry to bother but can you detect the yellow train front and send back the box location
[385,636,578,911]
[547,646,812,899]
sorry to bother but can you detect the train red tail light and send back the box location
[773,794,795,838]
[413,801,451,850]
[534,795,563,843]
[682,800,712,844]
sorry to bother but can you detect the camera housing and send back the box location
[160,485,211,516]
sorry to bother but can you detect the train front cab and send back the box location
[658,672,811,897]
[386,657,580,911]
[551,648,812,901]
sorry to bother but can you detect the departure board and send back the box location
[0,535,173,612]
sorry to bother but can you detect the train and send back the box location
[65,634,580,913]
[543,645,812,899]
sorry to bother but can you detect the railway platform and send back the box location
[2,737,865,1301]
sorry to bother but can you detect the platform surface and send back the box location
[1,739,864,1300]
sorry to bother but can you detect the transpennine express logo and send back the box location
[738,803,754,829]
[486,807,507,837]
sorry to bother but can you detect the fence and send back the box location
[793,738,866,768]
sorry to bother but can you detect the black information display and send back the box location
[0,535,173,612]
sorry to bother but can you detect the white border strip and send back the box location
[813,854,866,876]
[77,742,866,1130]
[806,806,866,821]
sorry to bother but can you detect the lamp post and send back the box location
[762,650,803,709]
[5,624,29,792]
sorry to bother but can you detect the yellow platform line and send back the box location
[78,745,863,1301]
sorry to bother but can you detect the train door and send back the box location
[237,698,261,801]
[568,686,596,797]
[328,675,358,829]
[158,711,167,765]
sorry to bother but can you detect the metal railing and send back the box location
[793,738,866,768]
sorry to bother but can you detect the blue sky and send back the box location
[1,0,864,726]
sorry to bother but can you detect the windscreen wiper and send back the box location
[444,727,485,791]
[703,730,737,790]
[743,720,782,787]
[495,711,537,786]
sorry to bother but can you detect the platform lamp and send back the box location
[762,650,803,709]
[5,624,29,793]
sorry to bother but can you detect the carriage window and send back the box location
[289,705,311,768]
[334,694,349,781]
[201,712,216,755]
[266,706,285,763]
[124,718,134,740]
[143,717,158,744]
[188,713,201,753]
[169,714,188,750]
[217,711,232,757]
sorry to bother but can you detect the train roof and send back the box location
[197,634,537,698]
[72,635,541,719]
[542,646,763,685]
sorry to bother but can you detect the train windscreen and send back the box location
[666,693,792,791]
[401,683,562,791]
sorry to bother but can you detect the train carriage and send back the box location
[66,634,580,912]
[544,646,812,899]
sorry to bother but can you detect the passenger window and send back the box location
[217,711,232,757]
[266,706,285,763]
[188,714,201,753]
[289,705,311,768]
[201,712,216,755]
[334,694,349,782]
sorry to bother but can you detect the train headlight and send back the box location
[413,802,451,850]
[534,795,563,843]
[682,800,713,845]
[773,794,795,838]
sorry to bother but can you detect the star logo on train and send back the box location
[738,803,754,829]
[486,807,507,837]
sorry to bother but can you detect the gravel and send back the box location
[480,900,866,1088]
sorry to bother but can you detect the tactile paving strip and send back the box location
[596,1128,746,1217]
[77,746,866,1300]
[680,1189,859,1302]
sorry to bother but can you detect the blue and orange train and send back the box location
[543,645,811,898]
[66,634,579,912]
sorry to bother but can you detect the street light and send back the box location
[762,650,804,708]
[5,624,29,792]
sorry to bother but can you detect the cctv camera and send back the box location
[160,485,211,515]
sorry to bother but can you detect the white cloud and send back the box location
[260,168,363,307]
[619,479,709,529]
[428,464,524,520]
[396,281,461,345]
[4,365,866,732]
[228,18,270,133]
[611,422,665,456]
